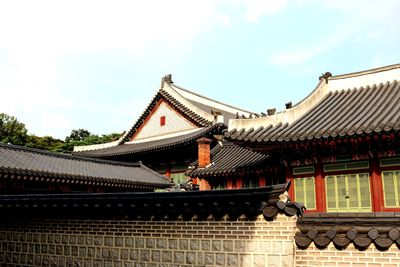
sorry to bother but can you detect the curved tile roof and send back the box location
[120,76,254,144]
[186,141,269,178]
[0,143,171,189]
[226,80,400,143]
[75,123,226,158]
[296,212,400,251]
[0,183,294,220]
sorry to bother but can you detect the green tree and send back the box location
[0,113,28,145]
[65,129,91,142]
[26,135,64,152]
[60,130,122,152]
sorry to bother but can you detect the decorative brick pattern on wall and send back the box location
[0,214,296,267]
[296,243,400,267]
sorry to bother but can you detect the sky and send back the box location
[0,0,400,139]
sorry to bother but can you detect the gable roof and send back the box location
[74,123,226,158]
[120,75,253,143]
[74,74,252,155]
[186,141,269,178]
[0,143,171,190]
[225,64,400,144]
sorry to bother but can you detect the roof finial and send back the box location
[319,72,332,83]
[267,108,276,116]
[161,74,173,88]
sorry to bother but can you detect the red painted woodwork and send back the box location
[199,179,211,190]
[370,158,383,212]
[315,162,326,212]
[165,167,171,178]
[226,179,233,189]
[130,99,197,141]
[131,99,163,141]
[259,176,266,187]
[160,116,166,126]
[285,167,294,200]
[378,165,400,212]
[236,177,243,189]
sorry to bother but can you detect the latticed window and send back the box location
[170,172,187,185]
[294,177,316,210]
[325,173,371,212]
[243,177,259,188]
[382,171,400,207]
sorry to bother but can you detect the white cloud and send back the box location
[242,0,288,22]
[269,0,400,65]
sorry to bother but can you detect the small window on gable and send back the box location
[160,116,166,126]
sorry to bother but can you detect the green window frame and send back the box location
[212,180,226,190]
[243,177,259,188]
[170,172,188,185]
[294,177,316,210]
[325,173,371,212]
[382,171,400,207]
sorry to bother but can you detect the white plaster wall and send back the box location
[133,101,197,140]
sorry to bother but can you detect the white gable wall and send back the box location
[133,101,197,141]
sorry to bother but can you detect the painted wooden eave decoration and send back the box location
[0,182,304,221]
[296,212,400,251]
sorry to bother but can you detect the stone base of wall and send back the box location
[296,243,400,267]
[0,214,296,267]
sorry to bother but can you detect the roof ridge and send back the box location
[0,143,143,168]
[171,83,255,114]
[330,63,400,80]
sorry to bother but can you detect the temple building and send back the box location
[223,63,400,213]
[74,74,253,185]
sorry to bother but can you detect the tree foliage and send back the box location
[61,131,121,152]
[65,129,91,142]
[0,113,122,153]
[0,113,28,145]
[26,135,64,152]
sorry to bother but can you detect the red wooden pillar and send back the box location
[315,162,326,212]
[370,157,383,212]
[259,176,266,187]
[285,167,295,200]
[165,167,171,179]
[236,177,243,189]
[226,178,233,189]
[199,179,211,190]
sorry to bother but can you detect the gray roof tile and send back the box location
[0,143,171,189]
[75,123,226,158]
[226,80,400,143]
[187,141,269,178]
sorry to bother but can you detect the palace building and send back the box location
[223,63,400,213]
[74,74,252,186]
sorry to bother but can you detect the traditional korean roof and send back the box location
[0,182,304,220]
[226,64,400,144]
[74,123,226,158]
[296,212,400,251]
[0,143,171,190]
[186,141,269,178]
[74,74,252,155]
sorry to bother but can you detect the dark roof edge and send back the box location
[0,143,146,168]
[296,212,400,251]
[76,123,226,158]
[0,182,305,221]
[171,83,255,114]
